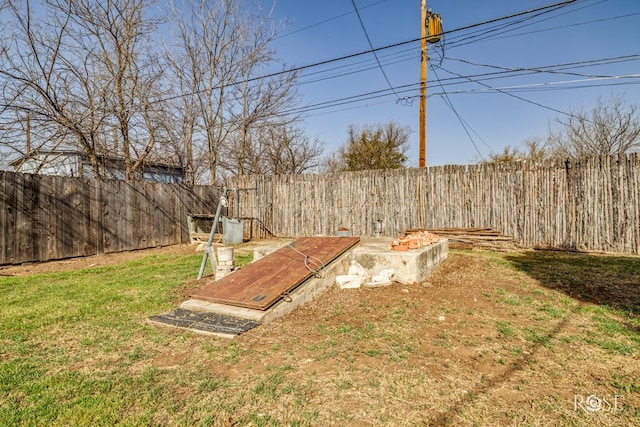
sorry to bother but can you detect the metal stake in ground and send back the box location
[197,186,228,280]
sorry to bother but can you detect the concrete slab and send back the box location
[351,237,448,285]
[152,236,448,338]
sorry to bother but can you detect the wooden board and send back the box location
[191,236,360,310]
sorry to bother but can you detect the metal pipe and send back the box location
[197,186,227,279]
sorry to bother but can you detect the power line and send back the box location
[429,64,487,160]
[154,0,639,127]
[283,53,640,117]
[429,63,634,120]
[153,0,579,104]
[264,0,638,123]
[433,74,640,95]
[274,0,389,40]
[478,11,640,45]
[446,54,640,79]
[350,0,400,100]
[297,98,394,119]
[278,82,420,117]
[294,9,640,88]
[296,50,416,87]
[272,74,640,120]
[435,56,640,93]
[282,59,640,119]
[283,0,639,118]
[295,51,640,97]
[445,0,606,50]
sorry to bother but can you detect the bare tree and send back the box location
[162,44,201,185]
[167,0,300,184]
[0,0,167,181]
[320,152,345,174]
[485,145,520,164]
[549,95,640,159]
[166,0,230,185]
[522,137,549,163]
[263,124,322,175]
[484,137,549,164]
[329,121,410,172]
[221,122,322,176]
[1,0,311,182]
[62,0,167,181]
[232,75,300,176]
[0,0,104,174]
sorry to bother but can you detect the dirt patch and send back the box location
[195,248,639,425]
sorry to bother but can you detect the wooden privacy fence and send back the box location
[226,154,640,254]
[0,171,218,265]
[2,154,639,264]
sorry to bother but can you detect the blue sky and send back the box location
[263,0,640,166]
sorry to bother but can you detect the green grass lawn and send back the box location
[1,247,639,426]
[0,253,204,426]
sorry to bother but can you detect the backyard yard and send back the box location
[0,241,638,426]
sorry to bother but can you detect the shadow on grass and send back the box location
[504,250,640,316]
[429,250,640,426]
[431,315,574,426]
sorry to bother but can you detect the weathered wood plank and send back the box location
[36,175,50,261]
[0,172,13,264]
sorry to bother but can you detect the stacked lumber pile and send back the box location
[390,230,440,251]
[404,227,517,251]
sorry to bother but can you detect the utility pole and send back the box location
[419,3,441,168]
[419,0,427,168]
